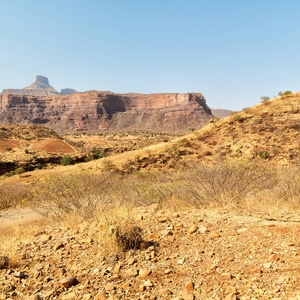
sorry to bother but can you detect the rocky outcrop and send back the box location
[0,91,213,133]
[1,76,77,96]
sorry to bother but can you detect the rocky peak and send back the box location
[1,75,77,96]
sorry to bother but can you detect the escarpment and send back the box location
[0,91,213,133]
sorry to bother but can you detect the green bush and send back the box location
[91,147,105,159]
[6,148,12,151]
[15,167,26,177]
[25,149,29,154]
[235,115,243,123]
[259,151,270,159]
[61,156,74,166]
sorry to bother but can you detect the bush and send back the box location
[61,156,74,166]
[91,147,105,159]
[25,149,29,154]
[261,96,270,103]
[6,148,12,151]
[179,160,276,208]
[235,115,243,123]
[15,167,26,177]
[258,151,270,159]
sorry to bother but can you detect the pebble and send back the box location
[185,281,194,291]
[268,253,279,262]
[58,277,77,288]
[139,269,152,278]
[188,225,198,234]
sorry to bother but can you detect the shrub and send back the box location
[258,151,270,159]
[163,138,168,142]
[235,115,243,123]
[261,96,270,103]
[178,160,276,208]
[91,147,105,159]
[6,148,12,151]
[61,156,74,166]
[15,167,26,178]
[36,163,43,169]
[25,149,29,154]
[0,126,7,131]
[84,156,94,162]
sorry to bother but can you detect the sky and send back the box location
[1,0,300,111]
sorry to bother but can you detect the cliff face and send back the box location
[0,91,213,133]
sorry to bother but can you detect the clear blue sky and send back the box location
[1,0,300,110]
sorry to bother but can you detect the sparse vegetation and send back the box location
[15,167,26,178]
[261,96,270,103]
[60,156,74,166]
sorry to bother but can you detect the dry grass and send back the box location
[0,184,30,210]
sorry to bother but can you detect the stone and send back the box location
[13,271,25,279]
[58,277,77,288]
[147,233,159,241]
[28,296,42,300]
[144,280,153,287]
[210,233,220,239]
[139,269,152,278]
[198,227,209,233]
[157,289,172,296]
[237,228,248,233]
[225,294,238,300]
[182,289,195,300]
[269,253,279,262]
[0,295,6,300]
[188,225,198,234]
[54,242,64,250]
[185,281,194,292]
[127,267,138,277]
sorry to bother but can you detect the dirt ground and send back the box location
[1,206,300,299]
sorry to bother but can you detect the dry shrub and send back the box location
[96,203,145,255]
[269,164,300,209]
[177,160,277,208]
[0,184,29,210]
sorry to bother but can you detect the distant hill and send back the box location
[1,75,77,96]
[211,108,233,119]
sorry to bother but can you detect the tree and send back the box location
[15,167,26,178]
[260,96,270,103]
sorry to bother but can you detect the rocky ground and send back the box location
[1,206,300,300]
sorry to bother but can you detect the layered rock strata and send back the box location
[0,91,213,133]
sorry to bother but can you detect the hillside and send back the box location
[0,93,300,300]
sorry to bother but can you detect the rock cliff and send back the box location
[0,91,213,133]
[1,75,77,96]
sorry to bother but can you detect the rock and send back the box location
[144,280,153,287]
[188,225,198,234]
[0,294,6,300]
[95,293,107,300]
[269,253,279,262]
[185,281,194,291]
[165,269,172,274]
[182,289,195,300]
[147,233,159,241]
[210,233,220,239]
[54,242,64,250]
[128,258,137,265]
[58,277,77,288]
[13,271,25,279]
[105,283,115,291]
[221,273,232,279]
[127,267,138,277]
[139,269,152,278]
[28,296,42,300]
[237,228,248,233]
[0,91,212,133]
[198,227,209,233]
[122,282,131,289]
[225,294,238,300]
[157,289,172,296]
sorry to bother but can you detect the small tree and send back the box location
[15,167,26,178]
[260,96,270,103]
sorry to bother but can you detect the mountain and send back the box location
[211,108,233,119]
[0,91,213,133]
[1,75,77,96]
